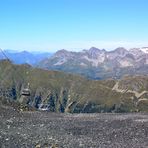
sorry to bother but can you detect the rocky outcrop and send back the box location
[38,47,148,79]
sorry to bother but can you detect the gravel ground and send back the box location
[0,105,148,148]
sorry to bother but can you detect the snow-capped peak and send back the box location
[140,47,148,54]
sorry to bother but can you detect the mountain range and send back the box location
[38,47,148,79]
[0,60,148,113]
[1,47,148,80]
[0,49,52,65]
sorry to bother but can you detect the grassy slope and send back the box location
[0,60,148,113]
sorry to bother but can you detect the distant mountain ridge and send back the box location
[38,47,148,79]
[0,49,52,65]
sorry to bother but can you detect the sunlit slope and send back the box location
[0,60,148,112]
[38,47,148,79]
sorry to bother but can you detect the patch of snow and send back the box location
[54,58,67,65]
[140,47,148,54]
[83,56,98,67]
[83,54,105,67]
[119,60,133,67]
[80,62,87,66]
[128,48,144,58]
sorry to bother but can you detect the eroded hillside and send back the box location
[0,60,148,113]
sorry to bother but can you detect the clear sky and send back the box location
[0,0,148,52]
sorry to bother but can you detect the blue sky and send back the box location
[0,0,148,52]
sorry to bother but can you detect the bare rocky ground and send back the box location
[0,105,148,148]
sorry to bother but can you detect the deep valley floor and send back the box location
[0,105,148,148]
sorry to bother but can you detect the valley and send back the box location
[1,0,148,147]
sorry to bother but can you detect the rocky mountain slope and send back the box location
[38,47,148,79]
[0,60,148,113]
[1,106,148,147]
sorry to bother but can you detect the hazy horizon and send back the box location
[0,0,148,52]
[2,45,148,53]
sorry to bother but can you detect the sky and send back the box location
[0,0,148,52]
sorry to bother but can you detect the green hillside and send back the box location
[0,60,148,113]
